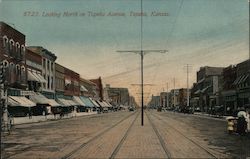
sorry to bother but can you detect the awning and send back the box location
[89,98,101,108]
[57,98,78,107]
[201,86,210,93]
[194,90,201,95]
[57,98,70,107]
[197,78,205,84]
[8,96,36,107]
[27,70,46,83]
[102,101,112,108]
[96,100,107,107]
[80,85,88,92]
[29,93,51,105]
[34,73,47,83]
[67,100,78,106]
[80,96,95,107]
[27,70,40,82]
[239,74,249,84]
[233,74,249,85]
[47,99,61,107]
[73,96,85,106]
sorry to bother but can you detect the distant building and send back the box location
[169,89,179,108]
[178,88,188,109]
[234,59,250,108]
[0,21,27,95]
[104,84,129,106]
[160,92,169,108]
[90,77,103,100]
[191,66,224,112]
[148,95,160,109]
[221,65,237,115]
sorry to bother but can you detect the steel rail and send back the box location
[149,111,218,159]
[109,112,139,159]
[145,111,171,158]
[61,111,138,159]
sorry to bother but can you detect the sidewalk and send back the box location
[11,111,98,125]
[193,112,228,121]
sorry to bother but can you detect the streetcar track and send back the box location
[109,112,139,159]
[145,111,171,158]
[149,111,218,159]
[61,111,138,159]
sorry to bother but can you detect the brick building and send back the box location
[221,65,237,114]
[90,77,103,100]
[191,66,224,112]
[27,46,57,99]
[26,48,46,92]
[55,63,65,99]
[234,59,250,108]
[79,77,96,98]
[64,67,80,97]
[0,22,27,95]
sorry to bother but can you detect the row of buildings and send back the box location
[149,59,250,115]
[0,21,135,118]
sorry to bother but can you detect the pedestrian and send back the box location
[246,109,250,133]
[237,110,247,135]
[28,111,32,119]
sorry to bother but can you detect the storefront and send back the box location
[8,96,36,117]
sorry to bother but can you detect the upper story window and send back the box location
[21,45,25,60]
[3,60,9,68]
[9,62,15,73]
[16,42,21,55]
[51,62,54,71]
[47,60,50,71]
[43,58,46,69]
[3,36,9,49]
[16,64,21,76]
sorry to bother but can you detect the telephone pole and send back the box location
[166,82,169,108]
[184,64,192,107]
[173,78,176,108]
[117,0,167,126]
[117,50,167,126]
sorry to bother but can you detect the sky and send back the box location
[0,0,249,104]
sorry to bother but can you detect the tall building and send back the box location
[26,48,46,92]
[234,59,250,108]
[191,66,224,112]
[221,65,237,115]
[0,22,27,95]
